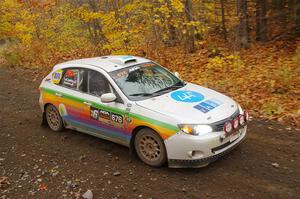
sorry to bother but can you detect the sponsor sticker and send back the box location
[63,78,76,86]
[62,69,79,87]
[193,99,223,113]
[110,62,157,79]
[141,62,156,67]
[99,109,110,120]
[171,91,204,103]
[194,104,209,113]
[52,69,63,84]
[115,70,128,78]
[65,70,74,78]
[129,66,141,73]
[90,107,123,125]
[199,102,214,110]
[58,104,68,116]
[90,107,99,120]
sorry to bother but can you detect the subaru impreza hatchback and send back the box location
[39,55,248,168]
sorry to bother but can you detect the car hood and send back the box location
[135,83,239,124]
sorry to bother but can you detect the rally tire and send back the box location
[45,104,64,132]
[134,128,167,167]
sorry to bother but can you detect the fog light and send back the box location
[224,121,232,134]
[233,117,239,129]
[239,114,245,125]
[187,150,204,159]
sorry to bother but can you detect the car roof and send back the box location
[53,55,151,72]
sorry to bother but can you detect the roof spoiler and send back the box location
[109,56,137,65]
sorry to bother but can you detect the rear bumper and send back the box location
[165,126,247,168]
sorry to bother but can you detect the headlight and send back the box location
[178,124,213,136]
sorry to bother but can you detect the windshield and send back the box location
[109,62,185,101]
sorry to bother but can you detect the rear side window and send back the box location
[61,68,86,91]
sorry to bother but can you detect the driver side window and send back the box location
[87,70,112,97]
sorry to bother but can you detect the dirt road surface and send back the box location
[0,66,299,199]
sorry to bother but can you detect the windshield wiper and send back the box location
[153,81,186,94]
[129,93,153,97]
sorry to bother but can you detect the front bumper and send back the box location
[165,126,247,168]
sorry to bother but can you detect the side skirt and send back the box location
[64,119,130,148]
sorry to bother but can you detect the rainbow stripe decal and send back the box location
[41,87,179,145]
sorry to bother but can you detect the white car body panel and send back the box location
[136,83,238,124]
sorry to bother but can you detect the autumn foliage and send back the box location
[0,0,299,126]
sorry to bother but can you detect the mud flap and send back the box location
[41,112,48,127]
[129,142,135,155]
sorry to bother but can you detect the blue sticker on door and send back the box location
[171,91,204,103]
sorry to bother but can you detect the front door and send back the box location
[81,69,129,145]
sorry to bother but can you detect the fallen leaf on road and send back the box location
[38,183,48,191]
[0,176,10,189]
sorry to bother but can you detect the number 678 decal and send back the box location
[111,113,123,124]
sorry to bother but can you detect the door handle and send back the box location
[83,101,92,106]
[55,93,63,97]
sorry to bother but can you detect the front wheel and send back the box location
[45,104,64,132]
[134,128,167,167]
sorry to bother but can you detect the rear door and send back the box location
[81,69,129,145]
[48,67,86,125]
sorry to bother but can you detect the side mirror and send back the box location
[100,93,116,103]
[174,71,180,78]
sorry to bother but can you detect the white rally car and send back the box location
[39,55,248,168]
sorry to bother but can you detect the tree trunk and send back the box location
[256,0,268,41]
[168,25,177,46]
[166,0,176,46]
[87,0,106,45]
[236,0,249,49]
[293,0,300,36]
[220,0,227,41]
[184,0,195,53]
[272,0,286,25]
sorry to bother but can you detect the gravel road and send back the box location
[0,66,299,199]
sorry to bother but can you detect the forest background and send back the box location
[0,0,299,126]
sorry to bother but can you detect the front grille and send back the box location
[211,140,232,153]
[212,108,240,131]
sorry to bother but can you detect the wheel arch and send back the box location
[43,103,66,129]
[41,103,53,126]
[129,125,166,155]
[43,102,53,111]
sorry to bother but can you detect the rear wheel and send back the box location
[45,104,63,132]
[134,128,167,167]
